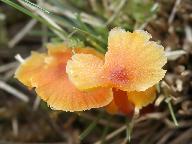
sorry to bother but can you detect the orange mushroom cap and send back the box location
[103,28,167,91]
[105,89,134,116]
[105,86,157,115]
[67,28,167,92]
[15,44,113,112]
[66,54,104,90]
[105,98,119,115]
[127,86,157,109]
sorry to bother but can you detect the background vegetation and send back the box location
[0,0,192,143]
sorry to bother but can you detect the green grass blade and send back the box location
[79,113,102,140]
[21,0,50,14]
[166,98,179,127]
[1,0,66,39]
[73,27,106,45]
[100,116,111,144]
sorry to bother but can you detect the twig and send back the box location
[169,128,192,144]
[80,113,122,128]
[89,0,99,13]
[165,50,186,61]
[120,138,128,144]
[168,0,181,25]
[94,125,126,144]
[185,25,192,43]
[15,54,25,63]
[106,0,127,25]
[157,131,175,144]
[155,94,165,106]
[102,0,110,15]
[94,111,168,144]
[135,112,168,123]
[33,96,41,110]
[8,19,37,48]
[0,80,29,103]
[0,62,18,73]
[12,117,19,137]
[4,69,17,81]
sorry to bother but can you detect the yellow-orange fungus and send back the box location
[67,28,167,93]
[105,99,118,114]
[105,87,156,115]
[66,54,104,90]
[103,28,167,91]
[127,86,157,109]
[105,89,134,116]
[15,27,167,114]
[113,89,134,115]
[15,52,46,88]
[15,44,113,112]
[74,47,104,59]
[109,66,128,84]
